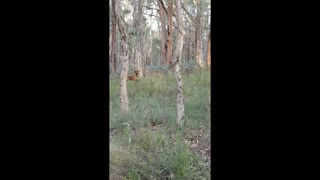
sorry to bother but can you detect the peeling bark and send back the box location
[172,0,185,127]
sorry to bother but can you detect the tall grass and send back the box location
[110,69,210,179]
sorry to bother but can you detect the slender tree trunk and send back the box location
[145,29,152,67]
[133,0,144,77]
[172,0,185,127]
[115,0,129,113]
[109,31,113,74]
[130,47,135,68]
[111,0,117,73]
[148,29,152,66]
[195,0,204,68]
[109,1,112,74]
[187,35,190,64]
[157,0,167,66]
[206,30,211,68]
[117,40,121,70]
[166,0,173,66]
[138,0,145,77]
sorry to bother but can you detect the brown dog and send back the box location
[127,70,139,81]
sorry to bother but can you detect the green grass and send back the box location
[110,69,211,179]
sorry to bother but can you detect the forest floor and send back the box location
[109,68,211,179]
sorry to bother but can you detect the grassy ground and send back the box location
[109,69,211,179]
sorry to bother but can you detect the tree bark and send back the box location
[186,22,190,63]
[133,0,144,77]
[172,0,185,127]
[111,0,117,73]
[195,0,204,68]
[206,30,211,68]
[145,28,152,67]
[166,0,173,66]
[129,42,135,68]
[115,0,129,113]
[109,31,113,74]
[109,1,112,74]
[157,0,167,66]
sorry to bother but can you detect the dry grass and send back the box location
[110,142,137,179]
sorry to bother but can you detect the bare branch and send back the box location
[152,0,158,7]
[173,25,184,35]
[190,0,197,9]
[143,5,159,12]
[143,12,159,18]
[158,0,168,16]
[181,2,195,23]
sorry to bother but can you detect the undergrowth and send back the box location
[110,69,211,179]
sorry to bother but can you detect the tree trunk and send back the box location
[206,30,211,68]
[166,0,173,66]
[149,35,152,66]
[109,31,113,74]
[145,29,152,67]
[172,0,185,127]
[130,46,135,68]
[195,0,204,68]
[157,0,167,66]
[133,0,144,77]
[187,35,190,64]
[115,0,129,113]
[138,0,145,77]
[109,1,112,74]
[111,0,117,73]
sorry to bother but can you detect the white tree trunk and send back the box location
[173,0,185,127]
[115,0,129,113]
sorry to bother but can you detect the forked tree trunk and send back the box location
[115,0,129,113]
[172,0,185,127]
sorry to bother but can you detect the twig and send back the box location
[160,166,171,173]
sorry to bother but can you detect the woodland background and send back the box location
[109,0,212,179]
